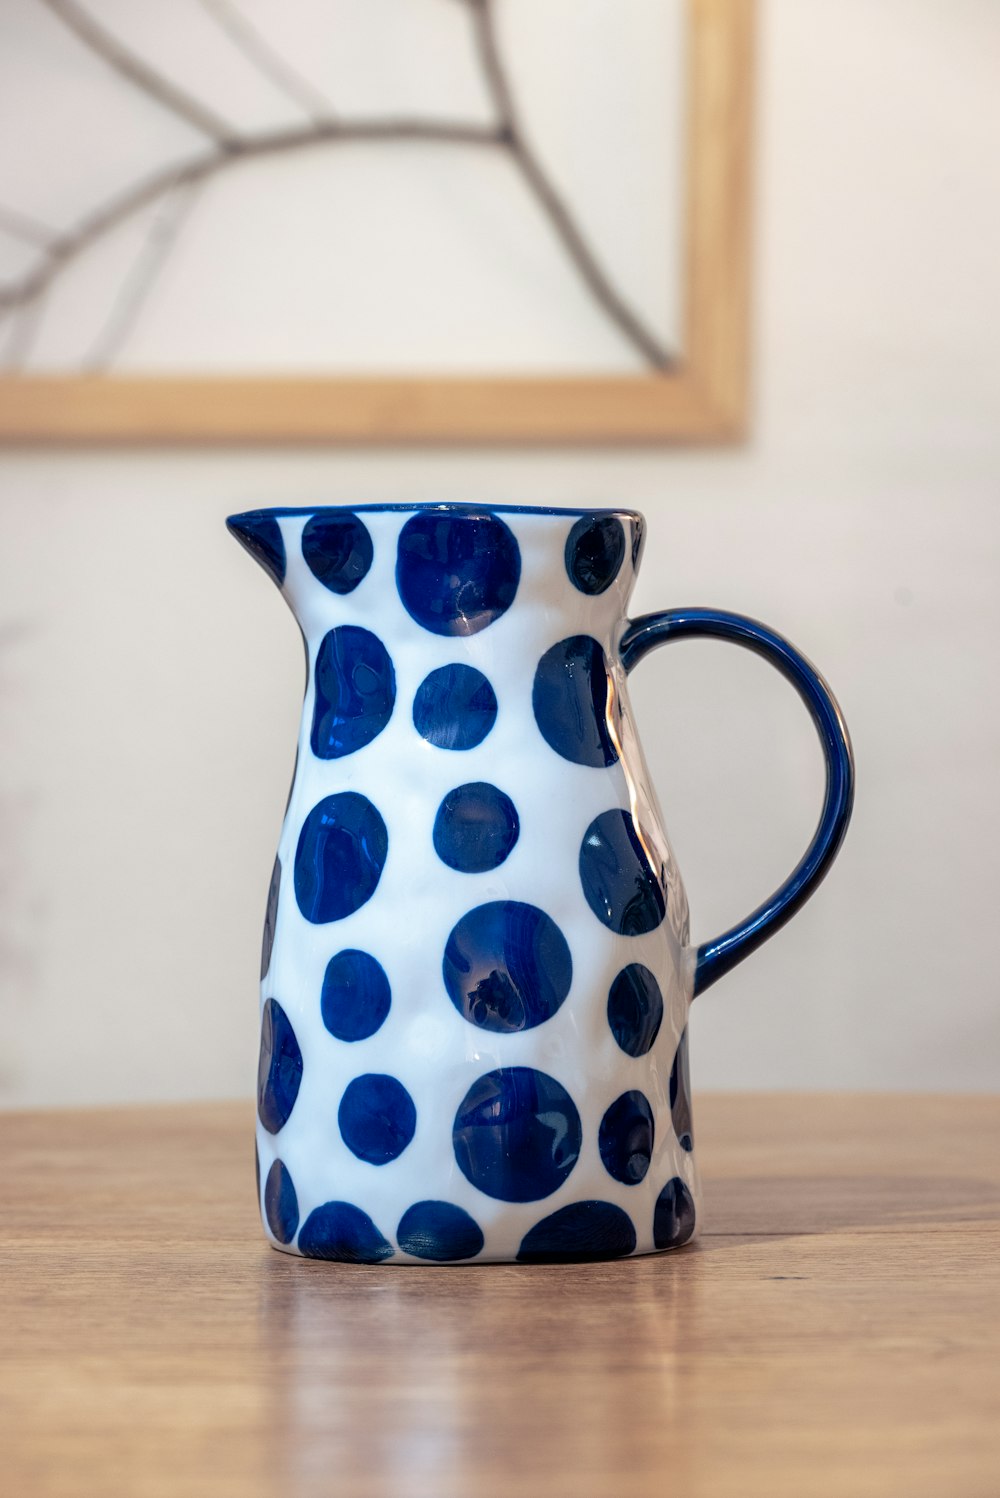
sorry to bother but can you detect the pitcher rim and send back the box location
[226,502,644,526]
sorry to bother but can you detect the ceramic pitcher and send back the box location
[227,503,854,1264]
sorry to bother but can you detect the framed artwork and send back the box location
[0,0,752,443]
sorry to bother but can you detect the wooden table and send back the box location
[2,1096,998,1498]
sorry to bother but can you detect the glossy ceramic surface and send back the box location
[229,503,853,1264]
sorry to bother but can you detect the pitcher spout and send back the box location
[228,507,386,618]
[227,510,287,590]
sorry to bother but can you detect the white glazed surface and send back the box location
[253,506,699,1262]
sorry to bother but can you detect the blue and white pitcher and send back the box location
[227,503,854,1264]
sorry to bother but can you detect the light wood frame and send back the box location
[0,0,752,445]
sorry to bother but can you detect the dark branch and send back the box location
[0,205,58,250]
[196,0,335,125]
[38,0,240,145]
[0,121,506,319]
[84,182,201,370]
[467,0,517,127]
[6,0,673,372]
[469,0,673,369]
[1,292,47,370]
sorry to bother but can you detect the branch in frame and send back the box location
[4,0,674,372]
[38,0,239,145]
[0,205,59,251]
[83,180,202,371]
[0,121,507,322]
[196,0,335,125]
[468,0,674,370]
[1,290,48,370]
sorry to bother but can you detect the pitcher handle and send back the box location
[619,608,855,997]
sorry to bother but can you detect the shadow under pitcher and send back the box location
[227,503,854,1265]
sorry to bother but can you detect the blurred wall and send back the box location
[2,0,998,1106]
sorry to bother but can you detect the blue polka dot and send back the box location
[294,792,388,924]
[339,1074,416,1165]
[298,1201,395,1262]
[302,512,373,594]
[227,512,285,587]
[580,808,666,936]
[254,1141,260,1203]
[397,1201,485,1262]
[320,949,391,1042]
[607,963,664,1057]
[532,635,619,768]
[433,783,519,873]
[565,515,626,595]
[264,1158,299,1244]
[443,901,572,1034]
[413,664,498,751]
[517,1201,636,1263]
[260,855,280,980]
[257,998,303,1134]
[453,1067,581,1202]
[670,1027,694,1152]
[396,511,520,636]
[311,625,395,760]
[653,1177,696,1250]
[598,1090,655,1185]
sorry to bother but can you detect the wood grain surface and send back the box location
[2,1094,998,1498]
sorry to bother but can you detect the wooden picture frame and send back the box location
[0,0,752,445]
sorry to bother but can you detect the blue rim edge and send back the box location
[226,503,645,525]
[620,607,855,998]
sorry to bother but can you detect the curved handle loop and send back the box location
[620,608,855,998]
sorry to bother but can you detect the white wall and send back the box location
[2,0,999,1106]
